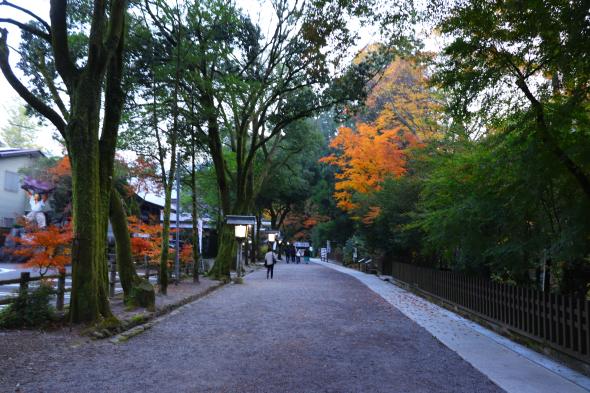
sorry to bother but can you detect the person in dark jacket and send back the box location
[264,245,277,279]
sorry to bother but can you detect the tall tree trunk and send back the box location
[69,137,111,323]
[159,166,174,294]
[67,70,113,324]
[160,9,182,292]
[0,1,129,324]
[190,146,201,283]
[110,188,155,309]
[205,104,233,281]
[209,224,234,280]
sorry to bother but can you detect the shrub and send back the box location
[0,283,56,329]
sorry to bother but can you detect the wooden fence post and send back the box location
[19,272,30,295]
[56,271,66,311]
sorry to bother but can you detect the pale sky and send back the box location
[0,2,61,155]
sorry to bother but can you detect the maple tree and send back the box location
[180,243,194,268]
[10,223,73,277]
[320,56,436,222]
[128,216,164,264]
[320,123,421,214]
[283,210,329,242]
[47,157,72,180]
[125,155,161,197]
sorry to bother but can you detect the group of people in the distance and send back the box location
[263,243,312,279]
[283,244,310,264]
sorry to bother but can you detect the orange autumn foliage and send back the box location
[127,155,161,195]
[11,223,73,276]
[130,236,153,257]
[320,56,438,223]
[180,243,193,264]
[283,212,329,241]
[320,123,421,212]
[47,156,72,179]
[361,206,382,225]
[128,216,165,264]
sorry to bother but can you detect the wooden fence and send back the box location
[391,262,590,364]
[0,257,121,311]
[0,271,69,310]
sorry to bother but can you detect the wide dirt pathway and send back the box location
[1,262,502,392]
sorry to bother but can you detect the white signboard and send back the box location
[294,241,310,248]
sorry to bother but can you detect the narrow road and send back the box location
[1,262,502,392]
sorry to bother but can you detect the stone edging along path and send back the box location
[313,258,590,393]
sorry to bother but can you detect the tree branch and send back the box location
[49,0,77,83]
[143,0,176,46]
[0,1,51,32]
[100,13,125,164]
[104,0,127,56]
[0,18,51,41]
[37,50,69,121]
[515,76,590,200]
[0,28,66,136]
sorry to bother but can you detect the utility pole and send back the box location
[175,151,181,284]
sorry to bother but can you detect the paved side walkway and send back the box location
[315,259,590,393]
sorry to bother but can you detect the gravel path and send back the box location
[1,262,503,393]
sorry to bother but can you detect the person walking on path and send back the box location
[296,248,302,264]
[264,245,277,279]
[304,248,310,264]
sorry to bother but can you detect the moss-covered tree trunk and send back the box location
[204,97,234,281]
[109,188,155,309]
[157,7,183,293]
[209,224,235,280]
[69,126,111,322]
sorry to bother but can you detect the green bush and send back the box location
[0,283,56,329]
